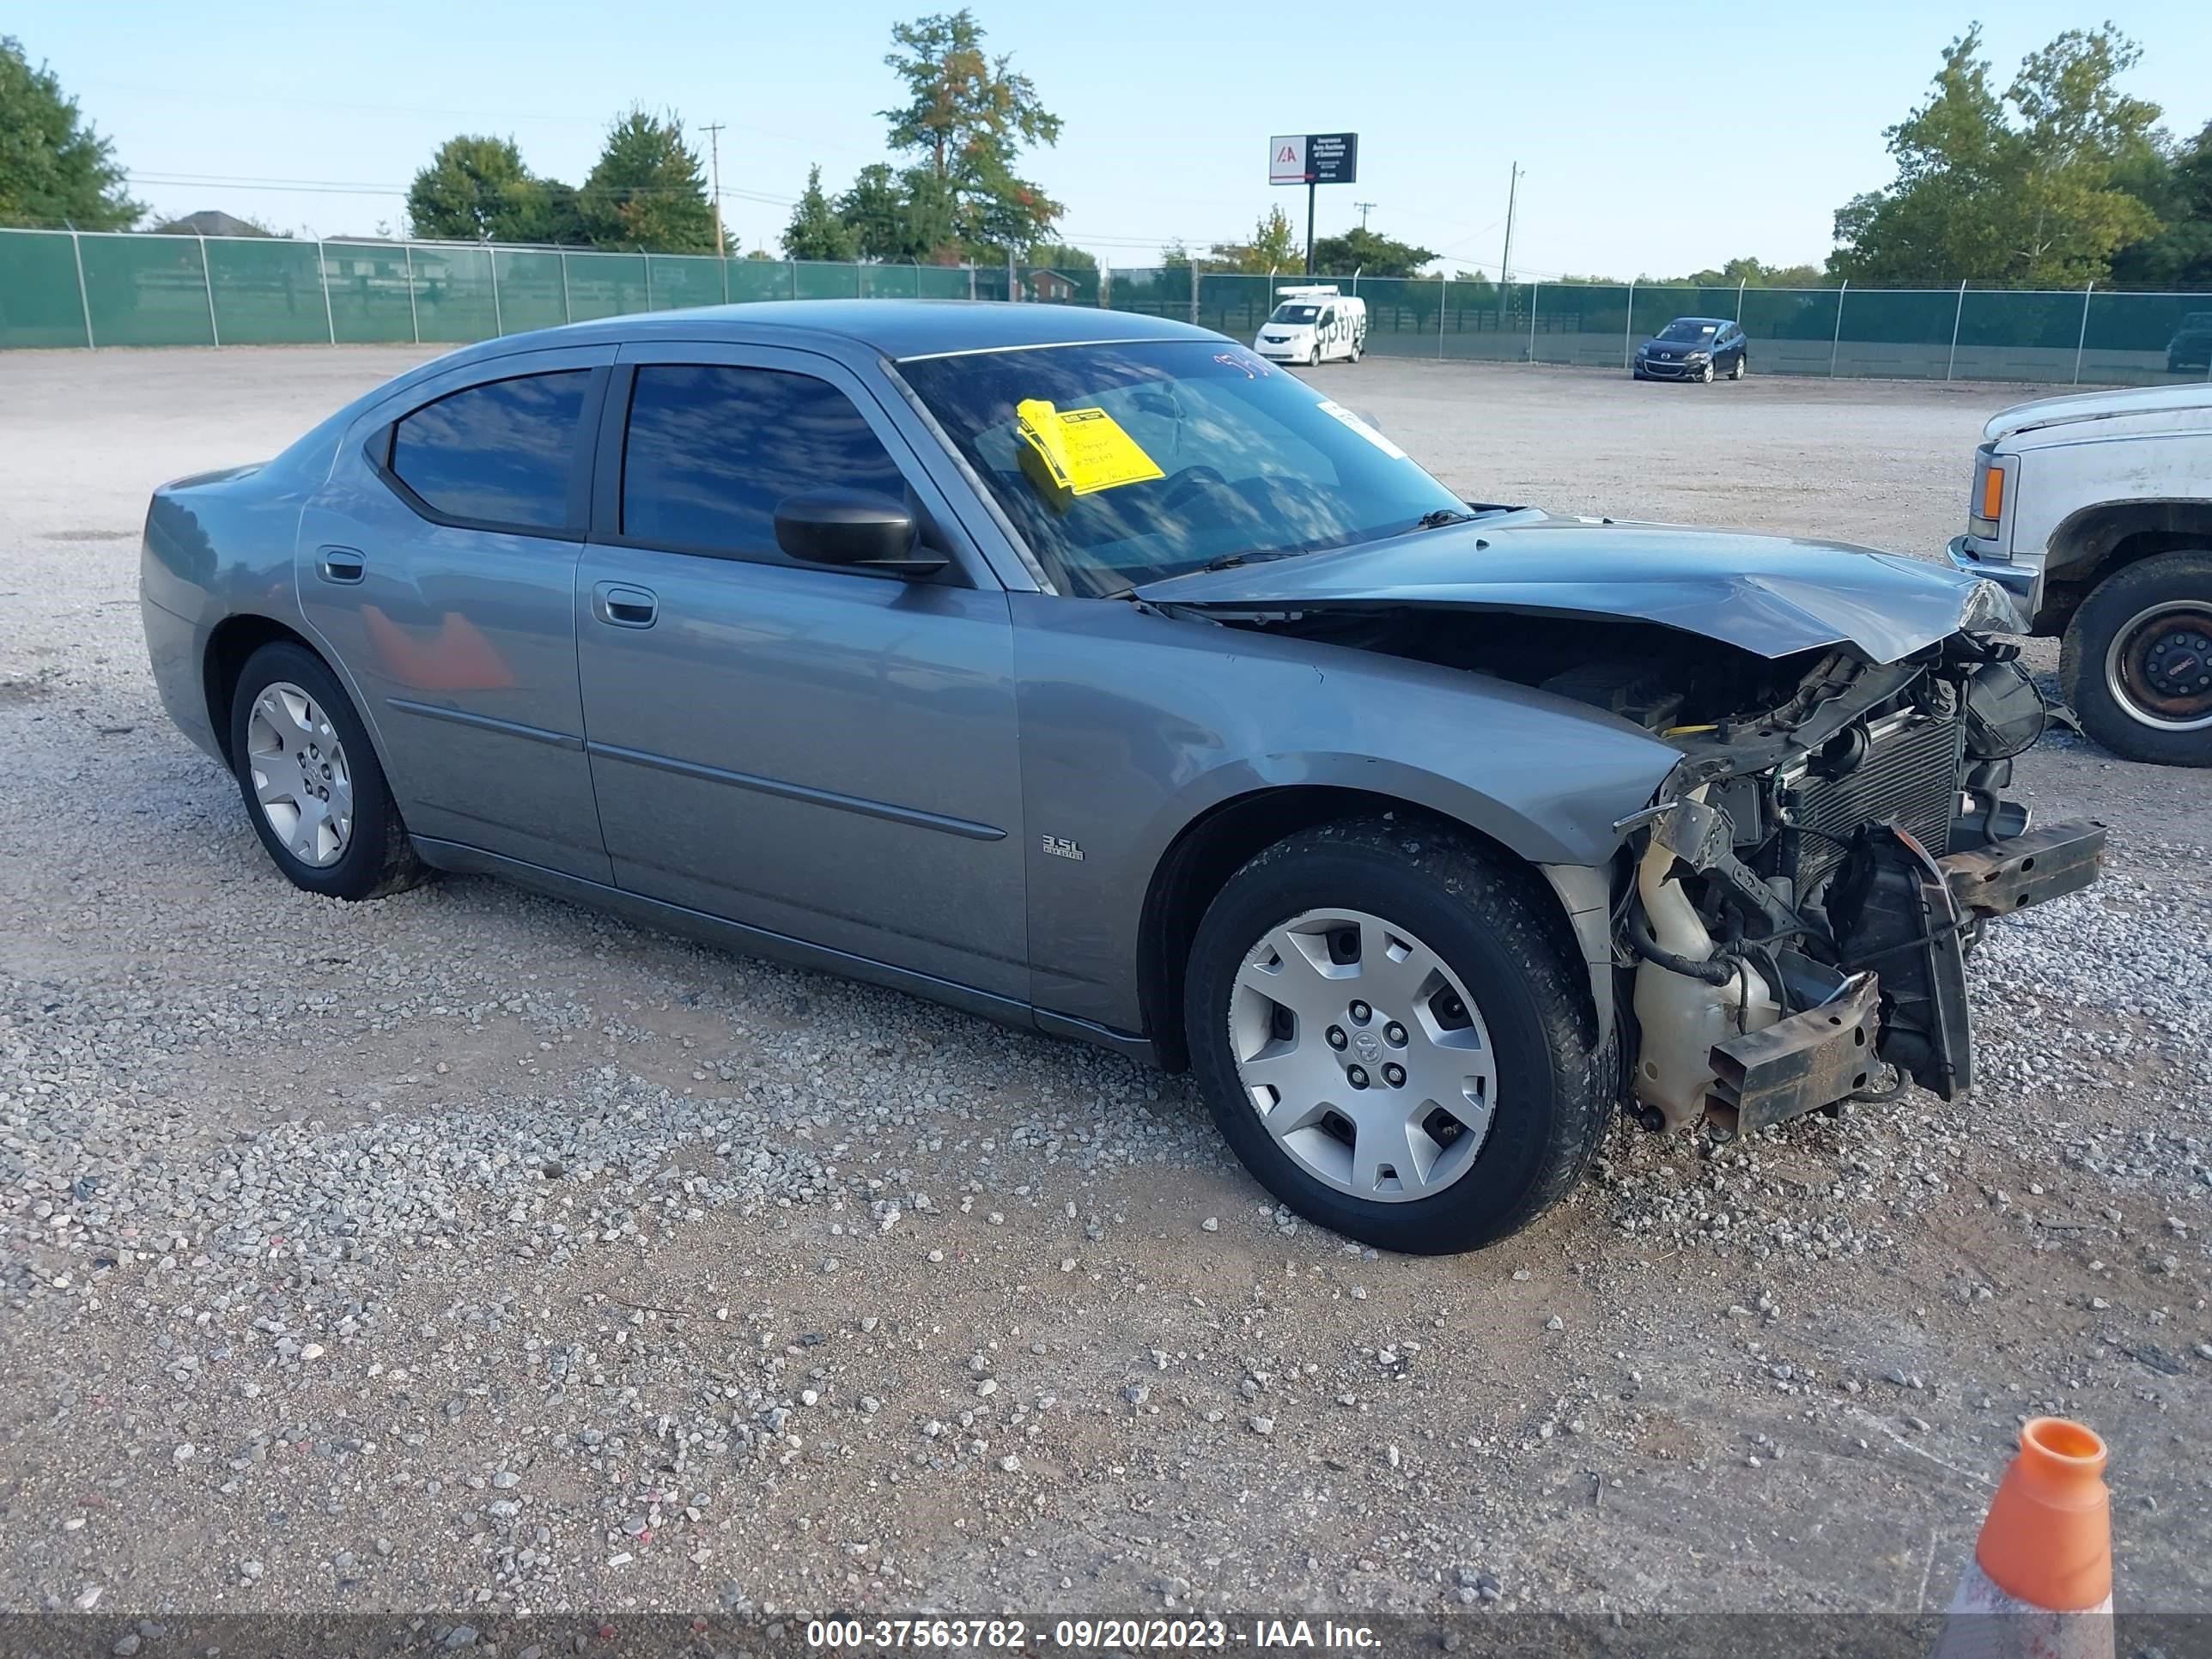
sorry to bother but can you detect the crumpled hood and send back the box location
[1135,514,2012,663]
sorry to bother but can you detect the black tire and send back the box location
[1729,352,1747,380]
[1182,817,1607,1255]
[228,641,429,898]
[2058,550,2212,768]
[1698,360,1716,384]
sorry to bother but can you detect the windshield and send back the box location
[1268,303,1322,325]
[1655,319,1720,343]
[899,340,1468,595]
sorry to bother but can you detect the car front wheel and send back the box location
[2060,550,2212,767]
[1698,360,1716,383]
[228,641,429,898]
[1182,818,1607,1254]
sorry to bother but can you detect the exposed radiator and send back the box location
[1784,711,1963,895]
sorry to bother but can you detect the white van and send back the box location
[1255,284,1369,366]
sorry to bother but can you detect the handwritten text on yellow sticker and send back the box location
[1013,398,1164,508]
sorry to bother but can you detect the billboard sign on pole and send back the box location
[1268,132,1358,185]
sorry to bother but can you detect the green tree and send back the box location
[578,108,716,252]
[784,164,859,261]
[1030,242,1097,270]
[0,36,140,229]
[880,9,1062,255]
[1205,205,1300,273]
[836,162,957,262]
[2110,120,2212,289]
[406,135,553,242]
[1677,255,1826,287]
[1832,24,2160,287]
[1310,225,1437,276]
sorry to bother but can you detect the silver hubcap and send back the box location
[1227,908,1498,1203]
[246,682,354,867]
[2104,601,2212,732]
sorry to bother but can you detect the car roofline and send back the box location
[409,301,1217,372]
[891,337,1213,362]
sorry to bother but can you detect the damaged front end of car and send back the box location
[1616,627,2105,1136]
[1141,522,2111,1138]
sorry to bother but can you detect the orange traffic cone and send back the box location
[1938,1417,2113,1659]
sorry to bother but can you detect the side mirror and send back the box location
[773,490,946,580]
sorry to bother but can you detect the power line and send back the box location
[123,169,798,207]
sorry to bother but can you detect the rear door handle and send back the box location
[318,546,366,584]
[592,581,659,629]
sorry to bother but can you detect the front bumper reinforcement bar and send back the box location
[1706,972,1882,1137]
[1938,819,2108,919]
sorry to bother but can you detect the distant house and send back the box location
[151,210,276,239]
[1020,268,1080,303]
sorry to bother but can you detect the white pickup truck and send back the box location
[1946,383,2212,767]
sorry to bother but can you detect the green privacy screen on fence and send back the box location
[0,230,983,351]
[3,229,2209,386]
[1099,267,2212,386]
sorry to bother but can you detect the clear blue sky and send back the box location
[24,0,2212,275]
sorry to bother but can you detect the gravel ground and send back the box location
[2,347,2206,1624]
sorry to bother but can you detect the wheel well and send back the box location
[1135,787,1561,1072]
[202,615,317,765]
[2039,503,2212,634]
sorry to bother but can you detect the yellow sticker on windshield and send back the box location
[1014,398,1164,510]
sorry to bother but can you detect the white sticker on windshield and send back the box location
[1316,399,1407,459]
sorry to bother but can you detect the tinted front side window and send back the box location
[388,371,591,530]
[621,366,908,556]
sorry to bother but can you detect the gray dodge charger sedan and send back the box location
[140,301,2105,1254]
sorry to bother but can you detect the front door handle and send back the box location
[318,546,366,584]
[592,581,659,629]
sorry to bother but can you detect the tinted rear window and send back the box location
[620,365,908,557]
[387,371,591,531]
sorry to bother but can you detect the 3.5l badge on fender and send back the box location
[1041,835,1085,862]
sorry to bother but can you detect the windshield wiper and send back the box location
[1412,507,1480,531]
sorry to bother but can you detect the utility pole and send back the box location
[1353,200,1376,229]
[1304,180,1317,275]
[703,123,727,258]
[1499,162,1521,288]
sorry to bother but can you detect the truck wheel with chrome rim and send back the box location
[1182,817,1606,1254]
[2060,550,2212,768]
[228,641,428,898]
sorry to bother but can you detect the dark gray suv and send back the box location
[140,302,2101,1253]
[1634,316,1749,382]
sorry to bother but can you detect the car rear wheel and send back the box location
[1182,817,1606,1254]
[2059,550,2212,767]
[228,641,429,898]
[1729,352,1747,380]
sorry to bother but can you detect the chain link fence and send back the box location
[1103,269,2212,387]
[4,228,2209,386]
[0,228,984,350]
